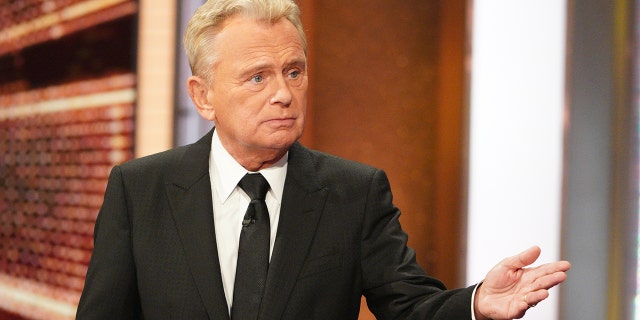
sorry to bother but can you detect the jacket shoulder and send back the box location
[118,129,213,176]
[306,144,376,169]
[291,143,382,187]
[117,144,191,175]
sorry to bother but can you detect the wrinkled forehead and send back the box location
[217,12,307,54]
[212,15,306,66]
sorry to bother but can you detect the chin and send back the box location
[267,132,301,150]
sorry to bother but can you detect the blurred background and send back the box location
[0,0,637,319]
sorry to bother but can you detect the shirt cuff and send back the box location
[471,282,481,320]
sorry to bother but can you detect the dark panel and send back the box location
[305,0,465,290]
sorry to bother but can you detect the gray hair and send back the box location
[184,0,307,81]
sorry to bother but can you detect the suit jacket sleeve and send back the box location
[361,168,474,319]
[76,165,141,319]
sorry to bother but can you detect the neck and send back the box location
[236,151,287,171]
[222,142,289,171]
[214,131,293,171]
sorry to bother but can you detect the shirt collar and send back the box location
[210,130,288,203]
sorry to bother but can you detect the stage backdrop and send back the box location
[0,1,138,319]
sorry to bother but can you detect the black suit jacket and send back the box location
[76,129,474,319]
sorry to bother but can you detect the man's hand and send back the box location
[473,246,571,320]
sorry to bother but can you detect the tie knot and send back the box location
[238,173,270,201]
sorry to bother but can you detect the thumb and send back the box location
[502,246,541,270]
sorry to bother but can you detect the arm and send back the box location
[359,169,571,319]
[76,166,141,319]
[361,169,474,319]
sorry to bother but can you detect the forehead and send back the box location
[212,15,305,63]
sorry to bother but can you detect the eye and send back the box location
[250,74,264,83]
[287,68,305,86]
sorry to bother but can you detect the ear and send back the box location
[187,75,216,121]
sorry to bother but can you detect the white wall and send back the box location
[466,1,567,319]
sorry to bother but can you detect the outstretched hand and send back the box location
[473,246,571,320]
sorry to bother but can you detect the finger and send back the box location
[532,260,571,277]
[522,289,550,308]
[522,261,571,286]
[519,268,569,315]
[501,246,541,270]
[527,269,568,291]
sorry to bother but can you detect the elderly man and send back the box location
[76,0,570,319]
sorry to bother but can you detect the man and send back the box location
[76,0,570,319]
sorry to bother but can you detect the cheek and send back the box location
[294,82,308,104]
[231,103,268,134]
[214,91,259,121]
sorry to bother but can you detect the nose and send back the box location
[269,75,293,106]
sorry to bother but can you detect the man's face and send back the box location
[199,15,307,162]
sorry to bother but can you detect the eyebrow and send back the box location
[239,57,307,79]
[285,58,307,69]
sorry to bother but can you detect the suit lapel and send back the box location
[166,129,230,320]
[259,143,328,320]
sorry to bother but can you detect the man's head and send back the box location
[185,0,308,171]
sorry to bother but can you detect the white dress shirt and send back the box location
[208,130,287,313]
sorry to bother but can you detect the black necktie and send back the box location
[231,173,270,320]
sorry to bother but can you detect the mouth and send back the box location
[264,117,297,128]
